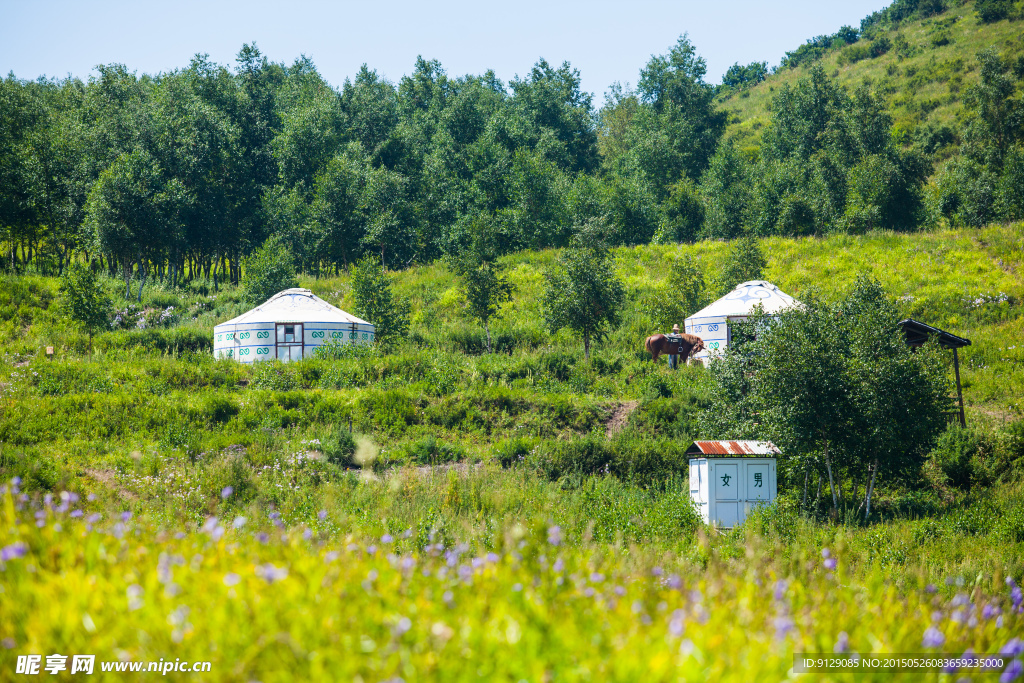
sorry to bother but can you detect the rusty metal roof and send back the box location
[686,440,781,456]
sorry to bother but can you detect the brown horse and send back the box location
[644,333,705,363]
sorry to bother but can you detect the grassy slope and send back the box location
[720,0,1024,156]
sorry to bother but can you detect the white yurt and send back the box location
[685,281,801,362]
[213,288,374,363]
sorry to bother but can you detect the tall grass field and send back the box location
[2,225,1024,680]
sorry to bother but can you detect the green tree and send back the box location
[716,236,767,295]
[643,253,708,330]
[702,277,950,516]
[58,262,111,349]
[351,256,409,349]
[240,234,298,305]
[448,226,516,354]
[542,239,625,360]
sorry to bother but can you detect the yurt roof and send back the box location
[686,281,801,320]
[215,288,371,327]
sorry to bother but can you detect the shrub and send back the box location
[321,427,357,467]
[976,0,1012,22]
[928,424,992,491]
[94,328,211,355]
[250,361,299,391]
[494,437,538,467]
[402,435,465,466]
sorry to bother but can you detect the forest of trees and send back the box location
[1,0,1023,283]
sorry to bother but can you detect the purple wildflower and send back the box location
[260,563,288,583]
[318,510,328,521]
[821,548,831,559]
[120,511,132,523]
[774,615,795,639]
[774,580,789,601]
[69,510,83,518]
[233,516,247,529]
[1002,638,1024,658]
[1003,659,1023,683]
[221,486,233,499]
[834,631,849,653]
[667,575,682,590]
[824,557,837,571]
[669,609,685,637]
[590,572,605,583]
[223,573,241,586]
[925,584,937,593]
[486,552,499,564]
[256,532,269,544]
[922,626,945,648]
[553,558,565,572]
[303,528,313,541]
[394,616,412,636]
[1,542,28,561]
[381,534,393,544]
[547,525,562,546]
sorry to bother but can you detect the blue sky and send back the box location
[2,0,887,103]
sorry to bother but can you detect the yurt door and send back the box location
[276,323,304,362]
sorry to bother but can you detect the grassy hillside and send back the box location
[2,228,1024,679]
[721,0,1024,159]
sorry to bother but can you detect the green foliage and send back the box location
[930,424,993,490]
[643,253,709,329]
[351,256,409,349]
[241,235,299,306]
[722,62,769,88]
[716,236,766,295]
[976,0,1013,22]
[542,240,625,360]
[447,231,516,354]
[57,263,111,341]
[704,276,951,513]
[321,427,357,467]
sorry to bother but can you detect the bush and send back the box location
[94,328,212,355]
[976,0,1012,22]
[321,427,357,467]
[402,435,465,466]
[928,424,992,491]
[250,361,299,391]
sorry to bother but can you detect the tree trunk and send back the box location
[814,474,822,506]
[136,258,146,303]
[485,320,492,354]
[864,458,879,522]
[802,467,810,510]
[822,437,839,511]
[124,259,133,299]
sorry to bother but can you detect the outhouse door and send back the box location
[276,323,304,362]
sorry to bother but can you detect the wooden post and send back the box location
[952,347,966,427]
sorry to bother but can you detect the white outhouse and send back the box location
[213,288,374,363]
[687,440,780,529]
[684,281,801,363]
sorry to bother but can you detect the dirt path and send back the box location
[605,400,640,438]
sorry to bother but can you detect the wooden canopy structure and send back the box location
[898,319,971,427]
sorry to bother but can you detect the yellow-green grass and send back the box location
[1,489,1022,682]
[719,0,1024,155]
